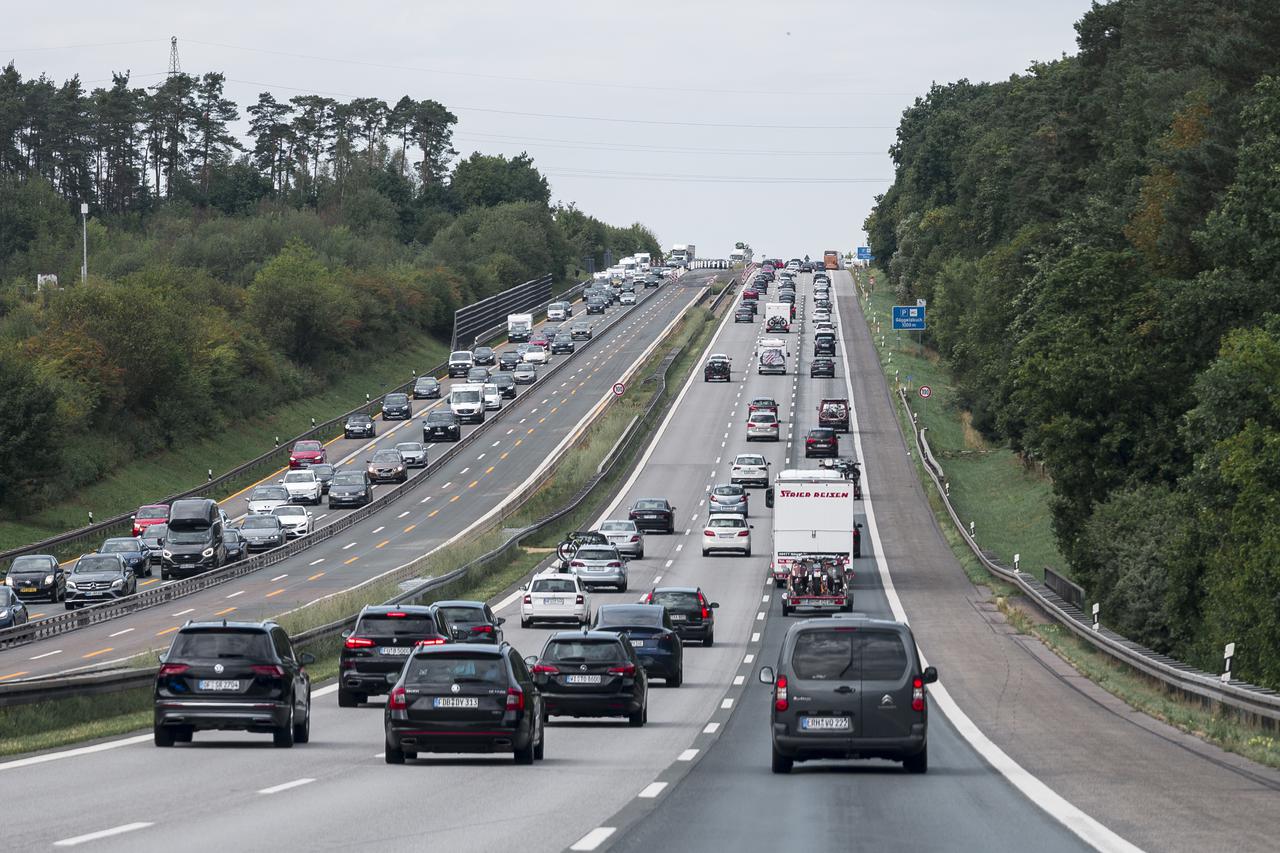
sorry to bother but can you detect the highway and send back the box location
[0,272,716,680]
[1,268,1277,853]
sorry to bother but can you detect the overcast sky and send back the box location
[5,1,1092,259]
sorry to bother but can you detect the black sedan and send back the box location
[531,630,648,725]
[0,587,30,628]
[344,413,376,439]
[629,498,676,534]
[436,600,505,644]
[381,393,412,420]
[473,346,496,366]
[498,350,521,371]
[735,307,755,323]
[327,471,373,508]
[222,528,249,563]
[413,376,442,399]
[640,587,718,646]
[592,604,683,686]
[423,411,461,442]
[810,357,835,378]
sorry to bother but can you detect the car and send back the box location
[514,363,537,385]
[492,372,517,399]
[222,528,249,563]
[344,413,376,439]
[338,604,451,707]
[498,349,521,371]
[530,630,647,725]
[591,604,683,686]
[629,498,676,534]
[702,514,752,556]
[381,392,412,421]
[550,334,575,354]
[730,453,770,489]
[278,469,322,504]
[758,348,787,375]
[570,322,593,341]
[248,485,290,515]
[639,587,718,646]
[65,553,136,609]
[139,524,167,570]
[384,641,545,764]
[760,616,936,774]
[327,470,373,507]
[620,291,637,305]
[154,620,313,748]
[742,288,759,303]
[708,483,749,516]
[566,544,628,591]
[288,440,327,469]
[473,346,496,366]
[396,441,428,468]
[554,530,611,567]
[412,376,442,399]
[735,307,755,323]
[132,504,169,536]
[597,519,644,559]
[423,410,462,442]
[272,505,313,538]
[520,572,590,628]
[746,411,780,441]
[466,366,492,384]
[704,355,731,382]
[812,310,832,326]
[98,536,152,577]
[522,345,548,365]
[810,358,836,378]
[436,600,505,644]
[586,298,606,314]
[238,514,287,551]
[482,383,502,411]
[813,332,836,357]
[4,554,64,602]
[0,587,30,629]
[310,463,336,494]
[805,428,839,458]
[817,398,850,432]
[530,329,552,350]
[748,397,779,418]
[447,350,474,378]
[547,301,572,321]
[366,448,408,484]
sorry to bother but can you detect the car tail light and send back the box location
[570,560,585,568]
[344,636,375,649]
[608,561,622,568]
[251,665,285,678]
[158,663,189,676]
[532,664,559,675]
[913,677,926,712]
[608,663,636,676]
[737,530,750,537]
[416,637,446,646]
[523,594,532,605]
[628,511,638,519]
[747,422,756,428]
[704,530,715,537]
[386,611,407,618]
[387,686,407,710]
[701,605,710,619]
[775,675,789,711]
[506,688,525,711]
[575,594,585,605]
[806,438,815,444]
[630,535,640,543]
[470,625,493,634]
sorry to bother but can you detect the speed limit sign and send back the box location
[612,382,626,397]
[918,385,932,399]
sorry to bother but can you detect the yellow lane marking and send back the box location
[83,647,114,659]
[449,495,460,503]
[265,588,285,598]
[308,572,325,581]
[375,540,390,549]
[0,671,30,681]
[485,466,495,475]
[403,524,416,533]
[500,452,509,460]
[156,626,179,637]
[215,607,236,616]
[428,509,439,518]
[344,556,360,565]
[514,439,523,447]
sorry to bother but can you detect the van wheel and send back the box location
[771,744,793,774]
[904,746,928,774]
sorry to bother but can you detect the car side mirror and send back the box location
[749,525,755,529]
[276,479,284,484]
[759,666,775,684]
[856,522,863,529]
[922,666,938,684]
[710,602,720,609]
[299,653,316,666]
[495,617,505,626]
[341,629,351,638]
[158,652,168,664]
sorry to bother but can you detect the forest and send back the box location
[865,0,1280,687]
[0,64,659,520]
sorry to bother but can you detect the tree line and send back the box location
[0,63,659,523]
[866,0,1280,688]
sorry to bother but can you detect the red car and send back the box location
[529,331,552,350]
[290,440,327,468]
[132,504,169,536]
[741,288,759,302]
[748,397,779,418]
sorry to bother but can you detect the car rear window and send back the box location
[438,606,486,626]
[575,547,615,561]
[332,472,366,485]
[736,455,766,466]
[792,630,858,680]
[531,578,577,593]
[171,630,274,661]
[252,487,288,500]
[596,606,662,628]
[751,413,777,424]
[404,654,506,686]
[707,516,745,528]
[73,555,120,573]
[713,486,742,496]
[358,612,439,637]
[862,632,910,681]
[544,640,624,663]
[599,521,634,532]
[137,506,169,519]
[634,500,666,510]
[649,591,698,608]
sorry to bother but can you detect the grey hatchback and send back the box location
[759,616,936,775]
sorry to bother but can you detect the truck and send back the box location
[824,249,840,270]
[764,469,861,597]
[633,252,652,271]
[507,313,533,342]
[669,244,696,266]
[764,302,791,333]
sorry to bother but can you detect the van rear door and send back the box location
[786,627,860,740]
[858,629,916,740]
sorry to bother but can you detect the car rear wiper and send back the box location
[555,656,587,663]
[451,677,494,684]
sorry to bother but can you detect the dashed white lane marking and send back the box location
[173,608,195,616]
[638,782,668,799]
[108,627,133,638]
[756,611,765,621]
[675,544,683,552]
[272,574,287,581]
[703,722,720,734]
[309,559,325,566]
[751,632,761,643]
[744,654,755,664]
[665,559,673,568]
[721,698,734,709]
[733,674,745,686]
[225,590,244,599]
[342,543,357,550]
[258,777,316,795]
[762,594,770,603]
[54,823,154,847]
[372,527,384,534]
[678,748,699,761]
[570,827,617,851]
[30,649,62,660]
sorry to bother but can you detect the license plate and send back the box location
[197,680,241,691]
[670,614,688,621]
[542,597,565,605]
[433,697,478,708]
[565,675,602,684]
[801,716,851,731]
[630,640,645,647]
[380,647,412,656]
[20,587,36,593]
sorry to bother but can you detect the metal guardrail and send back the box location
[0,280,670,654]
[451,273,553,351]
[0,270,738,708]
[896,387,1280,728]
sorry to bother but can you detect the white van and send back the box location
[448,383,486,424]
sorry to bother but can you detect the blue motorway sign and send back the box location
[857,246,875,260]
[892,305,926,330]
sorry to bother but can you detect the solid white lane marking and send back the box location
[107,628,133,638]
[678,748,699,761]
[258,777,316,795]
[54,823,154,847]
[703,722,720,734]
[638,782,668,799]
[570,828,617,851]
[0,733,153,772]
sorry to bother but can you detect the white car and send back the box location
[522,346,548,365]
[482,383,502,411]
[757,337,789,358]
[520,571,590,627]
[620,291,637,305]
[395,441,428,468]
[272,504,312,538]
[277,470,321,505]
[730,453,770,489]
[702,513,752,556]
[812,309,831,324]
[247,485,290,515]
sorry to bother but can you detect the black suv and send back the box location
[339,605,451,707]
[640,587,719,645]
[384,642,545,764]
[436,600,505,644]
[6,554,65,602]
[154,620,314,748]
[760,616,936,774]
[345,413,376,439]
[586,298,606,315]
[492,373,517,399]
[810,358,835,378]
[381,392,412,420]
[531,630,649,725]
[423,410,462,442]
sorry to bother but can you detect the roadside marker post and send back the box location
[1223,642,1235,683]
[1092,602,1101,632]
